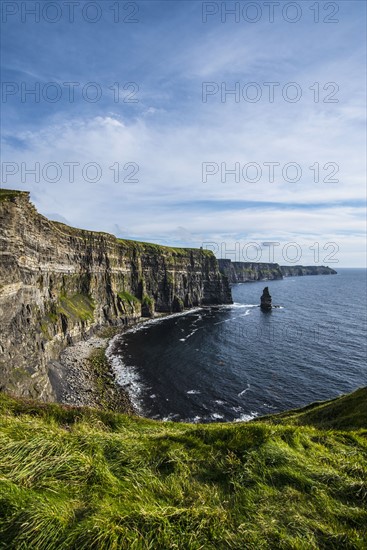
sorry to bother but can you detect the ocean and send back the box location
[107,269,367,423]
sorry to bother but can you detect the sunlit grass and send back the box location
[0,389,366,549]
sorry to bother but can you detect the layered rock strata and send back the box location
[0,190,232,400]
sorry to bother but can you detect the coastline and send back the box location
[49,325,138,414]
[51,310,201,415]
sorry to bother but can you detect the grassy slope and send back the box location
[0,389,366,550]
[262,388,367,431]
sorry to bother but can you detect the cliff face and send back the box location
[218,259,337,283]
[218,260,283,283]
[280,265,337,277]
[0,190,232,400]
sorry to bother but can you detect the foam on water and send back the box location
[238,384,251,397]
[179,328,200,342]
[234,412,258,422]
[106,348,145,414]
[122,307,203,337]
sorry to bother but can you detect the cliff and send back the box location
[0,190,232,400]
[218,260,283,283]
[218,259,337,283]
[280,265,337,277]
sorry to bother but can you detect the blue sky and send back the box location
[1,0,366,266]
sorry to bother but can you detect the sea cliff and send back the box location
[0,190,232,400]
[218,259,336,283]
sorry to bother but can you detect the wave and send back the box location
[105,348,145,414]
[234,412,258,422]
[152,410,259,423]
[121,308,203,338]
[162,413,180,422]
[240,310,251,317]
[238,383,251,397]
[179,328,199,342]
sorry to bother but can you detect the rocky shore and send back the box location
[48,327,135,414]
[48,312,173,414]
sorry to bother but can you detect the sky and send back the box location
[1,0,366,266]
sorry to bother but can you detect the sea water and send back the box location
[108,269,367,422]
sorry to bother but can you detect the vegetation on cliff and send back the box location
[0,189,28,202]
[0,388,366,549]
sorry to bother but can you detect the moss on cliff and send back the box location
[117,290,140,307]
[58,293,95,322]
[142,294,155,317]
[117,290,141,316]
[38,295,95,340]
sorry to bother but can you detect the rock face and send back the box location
[280,265,337,277]
[0,190,232,400]
[218,260,283,283]
[218,260,337,283]
[260,287,272,311]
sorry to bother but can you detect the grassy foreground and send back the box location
[0,389,366,549]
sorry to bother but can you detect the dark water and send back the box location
[108,269,367,423]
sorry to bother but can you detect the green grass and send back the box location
[0,388,366,549]
[262,387,367,431]
[117,238,214,258]
[117,290,140,304]
[58,293,95,322]
[142,294,154,307]
[117,291,141,315]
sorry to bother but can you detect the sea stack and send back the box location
[260,287,272,311]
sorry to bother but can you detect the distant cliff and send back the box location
[280,265,337,277]
[218,260,284,283]
[218,259,336,283]
[0,190,232,400]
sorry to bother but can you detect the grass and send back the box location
[261,387,367,431]
[116,238,215,259]
[58,293,95,322]
[142,294,154,307]
[117,291,140,305]
[0,388,366,549]
[117,291,141,317]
